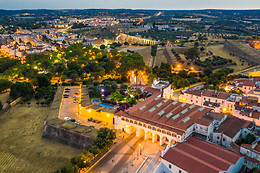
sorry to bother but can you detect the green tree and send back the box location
[184,47,200,61]
[35,74,51,87]
[110,90,124,103]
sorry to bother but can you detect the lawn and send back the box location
[0,99,81,173]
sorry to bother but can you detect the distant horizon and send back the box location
[0,8,260,11]
[0,0,259,11]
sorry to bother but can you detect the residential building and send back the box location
[212,116,255,148]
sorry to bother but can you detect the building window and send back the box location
[169,164,171,169]
[126,119,129,122]
[179,170,182,173]
[148,126,151,129]
[143,124,147,128]
[138,122,142,126]
[223,138,225,141]
[162,130,166,134]
[217,136,219,139]
[152,127,156,131]
[196,101,198,103]
[122,118,125,121]
[167,132,171,135]
[204,98,206,100]
[134,121,137,124]
[222,101,224,104]
[172,133,176,137]
[157,129,161,132]
[130,120,133,123]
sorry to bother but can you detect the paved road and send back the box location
[88,134,144,173]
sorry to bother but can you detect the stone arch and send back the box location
[128,125,136,135]
[137,128,145,138]
[153,134,160,144]
[145,131,153,141]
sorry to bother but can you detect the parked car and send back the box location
[73,95,79,98]
[75,120,81,124]
[75,92,79,95]
[65,90,70,93]
[65,88,70,90]
[64,117,71,120]
[89,125,94,128]
[68,119,76,122]
[73,100,78,103]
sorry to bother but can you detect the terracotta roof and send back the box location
[202,90,231,100]
[252,111,260,119]
[230,143,240,153]
[215,116,248,138]
[116,97,212,136]
[254,144,260,152]
[184,90,202,96]
[162,137,241,173]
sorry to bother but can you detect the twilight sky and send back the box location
[0,0,259,10]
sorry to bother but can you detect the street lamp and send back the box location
[139,143,142,155]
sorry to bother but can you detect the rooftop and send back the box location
[162,137,241,173]
[116,96,212,135]
[215,116,252,138]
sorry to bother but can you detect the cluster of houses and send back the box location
[114,78,260,173]
[0,32,57,59]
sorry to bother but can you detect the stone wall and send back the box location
[42,121,96,150]
[42,86,97,149]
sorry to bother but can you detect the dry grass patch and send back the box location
[0,99,81,173]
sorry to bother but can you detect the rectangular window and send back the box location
[179,170,182,173]
[169,164,171,169]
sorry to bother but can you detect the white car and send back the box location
[73,95,79,98]
[75,120,81,124]
[64,117,71,120]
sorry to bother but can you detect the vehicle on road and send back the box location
[65,90,70,93]
[73,95,79,98]
[68,119,76,122]
[65,88,70,90]
[64,117,71,120]
[75,120,81,124]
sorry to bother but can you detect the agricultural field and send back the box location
[0,99,81,173]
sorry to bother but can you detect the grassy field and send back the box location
[0,99,81,173]
[206,45,250,72]
[136,47,168,67]
[0,92,10,104]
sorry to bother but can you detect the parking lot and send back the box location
[59,87,80,121]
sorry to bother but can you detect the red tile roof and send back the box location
[116,96,212,136]
[162,137,241,173]
[215,116,248,138]
[202,90,231,100]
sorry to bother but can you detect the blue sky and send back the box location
[0,0,259,10]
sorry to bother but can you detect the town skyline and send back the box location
[0,0,260,10]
